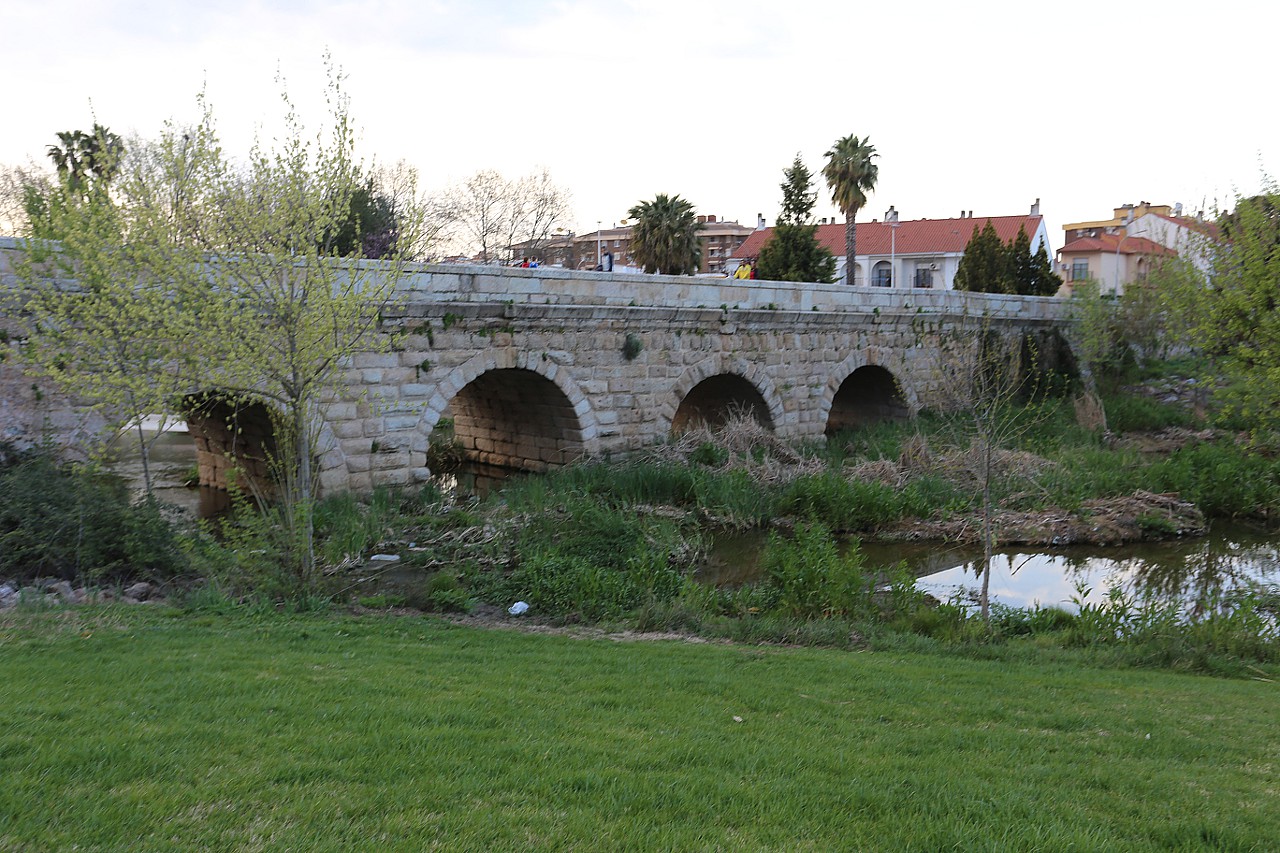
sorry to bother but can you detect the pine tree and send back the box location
[755,155,836,283]
[953,220,1008,293]
[1030,243,1063,296]
[1008,226,1036,295]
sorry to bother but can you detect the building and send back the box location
[730,202,1051,290]
[1058,201,1216,295]
[1055,232,1174,296]
[518,216,754,273]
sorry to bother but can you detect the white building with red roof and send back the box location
[729,203,1051,290]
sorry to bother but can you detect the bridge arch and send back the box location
[419,349,599,473]
[181,390,348,499]
[822,353,917,436]
[661,355,785,436]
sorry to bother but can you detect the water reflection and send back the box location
[892,529,1280,612]
[431,461,518,501]
[706,525,1280,613]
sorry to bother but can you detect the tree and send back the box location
[956,222,1063,296]
[1176,186,1280,433]
[953,220,1009,294]
[46,124,124,198]
[627,193,702,275]
[928,318,1048,621]
[822,134,878,285]
[440,168,571,263]
[17,116,222,491]
[755,155,835,283]
[20,60,426,594]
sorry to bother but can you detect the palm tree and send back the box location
[822,135,878,285]
[47,124,124,197]
[627,193,702,275]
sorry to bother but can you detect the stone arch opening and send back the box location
[182,392,279,500]
[447,368,585,472]
[826,365,910,434]
[1018,328,1080,398]
[671,374,773,435]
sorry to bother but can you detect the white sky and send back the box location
[2,0,1275,251]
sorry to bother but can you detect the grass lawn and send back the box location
[1,607,1276,851]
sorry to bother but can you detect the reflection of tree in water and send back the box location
[1049,528,1280,616]
[1121,535,1280,617]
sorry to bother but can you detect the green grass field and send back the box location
[2,606,1276,851]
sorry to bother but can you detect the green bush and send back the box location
[758,523,875,619]
[0,445,189,583]
[498,498,691,620]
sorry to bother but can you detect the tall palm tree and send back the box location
[627,193,702,275]
[822,135,878,285]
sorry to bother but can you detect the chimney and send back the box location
[1174,202,1183,216]
[968,210,973,219]
[1030,198,1040,216]
[707,214,716,223]
[885,205,898,223]
[697,215,707,224]
[756,214,766,230]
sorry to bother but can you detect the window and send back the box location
[872,261,893,287]
[1071,260,1089,281]
[613,240,621,248]
[913,268,933,288]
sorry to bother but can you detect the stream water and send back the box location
[704,525,1280,613]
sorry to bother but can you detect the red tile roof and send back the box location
[732,215,1045,260]
[1058,234,1175,256]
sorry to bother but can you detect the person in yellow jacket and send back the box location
[734,259,753,279]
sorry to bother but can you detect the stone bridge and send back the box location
[0,239,1075,495]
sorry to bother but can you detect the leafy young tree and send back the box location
[822,134,878,284]
[627,193,702,275]
[185,72,425,588]
[755,155,835,283]
[1177,186,1280,433]
[21,62,425,593]
[929,319,1047,621]
[18,121,213,492]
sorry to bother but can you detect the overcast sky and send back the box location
[3,0,1274,250]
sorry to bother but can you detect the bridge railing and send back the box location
[0,238,1070,322]
[392,262,1070,321]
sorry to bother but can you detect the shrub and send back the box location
[0,445,189,583]
[758,522,875,619]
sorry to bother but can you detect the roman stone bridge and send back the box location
[0,239,1075,495]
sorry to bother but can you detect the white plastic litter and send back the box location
[369,554,400,562]
[508,601,530,616]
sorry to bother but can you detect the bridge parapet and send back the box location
[392,261,1071,322]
